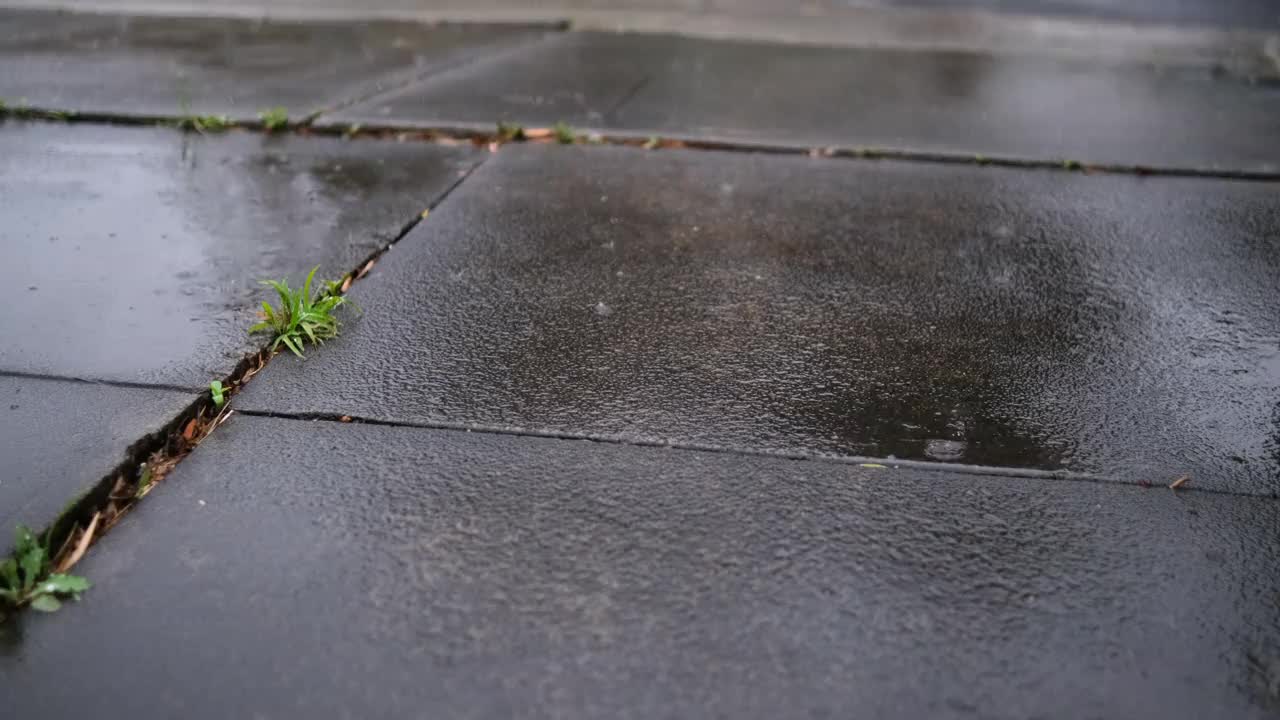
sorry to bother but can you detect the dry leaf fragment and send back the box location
[56,512,100,572]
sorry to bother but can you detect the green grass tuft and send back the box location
[553,121,576,144]
[249,266,352,358]
[0,525,90,620]
[497,121,525,141]
[258,107,289,132]
[175,114,233,133]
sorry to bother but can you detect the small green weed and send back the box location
[250,266,351,358]
[0,98,71,121]
[553,121,576,144]
[259,107,289,131]
[209,380,226,408]
[497,121,525,141]
[135,463,154,499]
[175,114,233,133]
[0,526,90,619]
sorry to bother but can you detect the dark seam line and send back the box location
[0,369,200,394]
[602,73,653,121]
[306,29,569,123]
[5,110,1279,183]
[233,409,1278,500]
[0,149,494,573]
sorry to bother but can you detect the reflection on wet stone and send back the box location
[235,145,1280,494]
[924,439,968,462]
[0,123,480,386]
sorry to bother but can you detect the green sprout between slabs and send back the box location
[0,526,90,619]
[0,98,71,121]
[553,122,576,144]
[259,107,289,131]
[175,113,233,133]
[497,121,525,141]
[209,380,226,408]
[250,266,352,358]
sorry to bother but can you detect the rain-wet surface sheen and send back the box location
[4,415,1277,718]
[332,31,1280,173]
[0,122,481,387]
[0,376,192,557]
[0,8,545,119]
[238,145,1280,494]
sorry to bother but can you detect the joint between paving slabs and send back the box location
[2,98,1275,615]
[5,105,1280,182]
[232,408,1259,499]
[0,169,488,617]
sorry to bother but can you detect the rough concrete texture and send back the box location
[332,31,1280,172]
[0,121,481,387]
[2,414,1277,718]
[237,144,1280,495]
[0,375,193,556]
[0,8,547,119]
[853,0,1280,28]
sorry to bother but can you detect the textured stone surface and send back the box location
[0,8,545,119]
[0,375,192,556]
[851,0,1280,28]
[3,414,1277,718]
[0,121,480,387]
[334,31,1280,172]
[237,144,1280,494]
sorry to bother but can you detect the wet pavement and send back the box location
[0,376,191,556]
[0,121,480,387]
[238,144,1280,495]
[3,414,1278,718]
[862,0,1280,29]
[2,5,1280,718]
[330,31,1280,172]
[0,121,476,556]
[0,9,546,120]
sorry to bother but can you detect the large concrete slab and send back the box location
[238,145,1280,494]
[3,414,1277,717]
[851,0,1280,29]
[0,121,480,387]
[0,375,192,556]
[333,31,1280,172]
[0,8,546,119]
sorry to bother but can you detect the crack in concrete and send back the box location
[4,108,1279,182]
[0,147,494,608]
[0,369,201,395]
[232,409,1280,501]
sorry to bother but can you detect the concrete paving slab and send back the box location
[9,0,1280,59]
[238,145,1280,494]
[332,31,1280,172]
[0,375,192,556]
[0,8,547,119]
[0,121,481,387]
[0,7,111,50]
[843,0,1280,29]
[3,414,1277,717]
